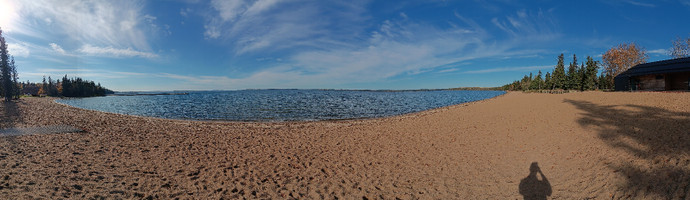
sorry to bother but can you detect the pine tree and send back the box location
[40,76,47,95]
[10,56,19,99]
[544,72,552,89]
[566,54,579,90]
[577,63,585,91]
[0,27,12,101]
[582,56,599,91]
[48,76,54,96]
[552,54,566,89]
[598,73,612,90]
[530,70,543,90]
[521,74,532,91]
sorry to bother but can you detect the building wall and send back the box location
[666,71,690,90]
[618,72,690,91]
[614,75,630,91]
[637,74,665,91]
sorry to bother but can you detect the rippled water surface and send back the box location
[56,90,505,121]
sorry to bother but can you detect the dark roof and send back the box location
[616,57,690,77]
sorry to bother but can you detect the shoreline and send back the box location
[1,91,689,199]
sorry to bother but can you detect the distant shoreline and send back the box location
[110,92,189,96]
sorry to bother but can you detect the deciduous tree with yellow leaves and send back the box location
[601,43,648,87]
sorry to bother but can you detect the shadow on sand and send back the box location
[565,99,690,199]
[519,162,551,200]
[1,100,21,129]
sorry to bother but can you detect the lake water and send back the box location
[56,90,505,121]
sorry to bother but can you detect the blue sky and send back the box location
[1,0,689,91]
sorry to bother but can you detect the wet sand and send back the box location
[0,91,689,199]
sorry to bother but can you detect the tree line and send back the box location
[502,54,606,91]
[503,35,690,92]
[21,75,114,97]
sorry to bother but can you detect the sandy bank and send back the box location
[0,91,689,199]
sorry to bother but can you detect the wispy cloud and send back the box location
[7,42,30,57]
[204,0,369,54]
[203,25,221,39]
[623,0,656,7]
[463,65,554,74]
[78,45,158,58]
[192,4,560,89]
[491,9,559,40]
[49,43,66,55]
[647,48,667,55]
[11,0,155,51]
[437,68,459,73]
[180,8,191,17]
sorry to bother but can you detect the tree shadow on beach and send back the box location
[564,99,690,199]
[0,100,22,152]
[0,100,21,129]
[519,162,551,200]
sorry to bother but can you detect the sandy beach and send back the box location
[0,91,689,199]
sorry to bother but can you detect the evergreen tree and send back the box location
[10,56,19,99]
[566,54,579,90]
[598,73,613,90]
[58,75,111,97]
[62,75,71,96]
[530,70,543,90]
[520,74,532,91]
[582,56,599,91]
[544,72,552,89]
[0,27,13,101]
[552,54,566,89]
[40,76,47,95]
[48,76,54,96]
[502,54,602,92]
[576,63,586,91]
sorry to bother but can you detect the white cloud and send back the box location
[211,0,248,22]
[624,0,655,7]
[185,6,557,89]
[491,9,558,40]
[78,44,158,58]
[204,1,369,54]
[647,48,667,55]
[463,65,554,74]
[13,1,561,90]
[143,15,157,23]
[49,43,66,54]
[180,8,191,17]
[13,0,154,50]
[437,68,459,73]
[7,42,30,57]
[204,25,221,39]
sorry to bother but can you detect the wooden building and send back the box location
[614,57,690,91]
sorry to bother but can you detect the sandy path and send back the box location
[0,91,689,199]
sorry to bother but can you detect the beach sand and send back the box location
[1,91,689,199]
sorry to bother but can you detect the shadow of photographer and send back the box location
[519,162,551,200]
